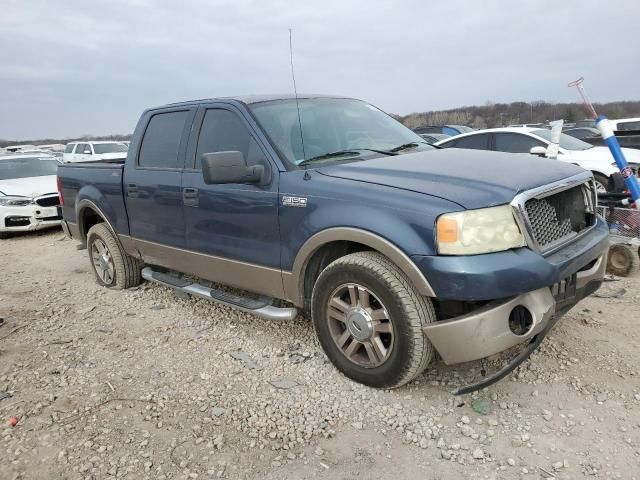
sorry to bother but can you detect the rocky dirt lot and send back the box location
[1,229,639,480]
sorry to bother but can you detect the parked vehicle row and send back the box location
[57,94,608,392]
[0,152,62,238]
[62,141,129,163]
[435,127,640,192]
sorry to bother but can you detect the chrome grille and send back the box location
[35,195,60,207]
[523,183,594,250]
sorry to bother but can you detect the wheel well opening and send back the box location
[302,240,372,310]
[81,208,104,240]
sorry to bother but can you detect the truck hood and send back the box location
[316,149,585,209]
[0,175,58,198]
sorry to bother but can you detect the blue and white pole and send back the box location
[595,115,640,203]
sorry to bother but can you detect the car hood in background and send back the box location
[316,149,585,209]
[0,175,58,197]
[563,146,640,165]
[96,152,128,160]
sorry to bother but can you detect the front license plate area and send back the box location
[551,274,577,311]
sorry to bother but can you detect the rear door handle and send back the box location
[183,187,199,207]
[127,183,138,197]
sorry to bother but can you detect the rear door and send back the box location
[125,108,196,257]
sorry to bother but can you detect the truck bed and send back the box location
[57,162,129,236]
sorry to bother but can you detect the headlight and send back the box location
[0,196,33,206]
[436,204,526,255]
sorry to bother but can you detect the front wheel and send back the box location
[593,173,609,194]
[86,223,142,289]
[311,251,435,389]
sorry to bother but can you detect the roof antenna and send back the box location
[289,28,307,164]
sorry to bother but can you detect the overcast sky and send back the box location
[2,0,639,140]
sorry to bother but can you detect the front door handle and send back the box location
[183,187,199,207]
[127,183,138,197]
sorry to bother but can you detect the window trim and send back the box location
[136,108,195,171]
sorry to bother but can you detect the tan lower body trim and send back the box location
[121,236,286,300]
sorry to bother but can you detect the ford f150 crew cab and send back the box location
[57,95,609,393]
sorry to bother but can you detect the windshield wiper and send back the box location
[297,150,362,166]
[387,142,427,153]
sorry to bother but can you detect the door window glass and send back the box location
[494,133,544,153]
[196,109,263,167]
[138,111,189,168]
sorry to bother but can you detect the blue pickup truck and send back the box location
[57,95,609,393]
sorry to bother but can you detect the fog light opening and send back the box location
[508,305,533,336]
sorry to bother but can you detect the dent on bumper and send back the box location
[423,253,606,365]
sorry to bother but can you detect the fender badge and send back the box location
[282,196,308,208]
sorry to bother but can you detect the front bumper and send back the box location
[423,253,606,365]
[0,204,62,233]
[412,216,609,301]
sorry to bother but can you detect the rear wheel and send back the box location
[86,223,142,289]
[606,244,639,277]
[311,251,435,389]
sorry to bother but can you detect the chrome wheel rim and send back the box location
[91,239,115,284]
[327,283,394,368]
[595,180,607,194]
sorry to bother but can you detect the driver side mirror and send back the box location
[529,146,547,157]
[201,151,265,185]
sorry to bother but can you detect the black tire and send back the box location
[606,244,639,277]
[311,251,435,389]
[0,232,12,239]
[593,173,609,193]
[86,223,142,289]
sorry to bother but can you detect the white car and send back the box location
[609,117,640,132]
[0,153,62,239]
[62,141,128,163]
[435,127,640,192]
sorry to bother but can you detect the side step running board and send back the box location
[141,267,298,321]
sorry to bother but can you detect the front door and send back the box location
[125,108,195,263]
[181,105,282,297]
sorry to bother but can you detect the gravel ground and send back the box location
[1,229,639,480]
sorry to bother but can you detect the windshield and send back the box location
[532,129,593,151]
[250,98,433,167]
[0,157,59,180]
[93,143,128,154]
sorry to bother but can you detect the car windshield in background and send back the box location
[532,129,593,151]
[0,157,59,180]
[93,143,128,154]
[250,98,432,167]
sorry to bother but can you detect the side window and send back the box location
[84,144,93,155]
[494,133,544,153]
[75,143,86,154]
[196,109,264,167]
[617,121,640,131]
[138,111,189,169]
[64,144,75,153]
[452,134,490,150]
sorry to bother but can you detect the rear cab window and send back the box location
[138,111,190,169]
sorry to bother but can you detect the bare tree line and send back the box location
[3,100,640,147]
[0,134,132,149]
[397,100,640,129]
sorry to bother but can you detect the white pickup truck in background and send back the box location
[62,141,128,163]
